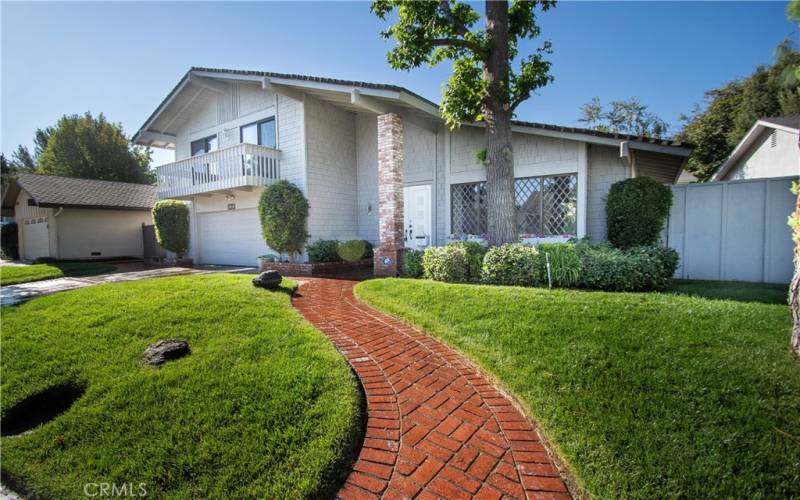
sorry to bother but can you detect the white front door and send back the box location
[403,185,432,251]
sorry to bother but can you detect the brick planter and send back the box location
[259,259,372,277]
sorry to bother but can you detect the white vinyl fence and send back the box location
[666,176,798,284]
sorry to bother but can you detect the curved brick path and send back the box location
[293,278,571,500]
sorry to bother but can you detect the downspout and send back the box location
[433,127,438,246]
[620,141,636,177]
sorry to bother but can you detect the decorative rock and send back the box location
[252,270,282,289]
[143,339,190,366]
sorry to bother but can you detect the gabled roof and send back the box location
[3,173,157,211]
[134,66,692,157]
[712,115,800,180]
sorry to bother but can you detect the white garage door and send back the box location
[197,208,269,266]
[22,217,50,261]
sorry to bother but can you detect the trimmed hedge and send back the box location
[423,245,468,283]
[401,249,424,278]
[1,222,19,260]
[258,181,309,259]
[307,239,374,263]
[447,241,487,281]
[576,242,678,291]
[152,201,190,256]
[606,177,673,248]
[481,243,541,287]
[307,240,340,263]
[339,240,374,262]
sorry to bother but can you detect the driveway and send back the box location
[1,264,256,306]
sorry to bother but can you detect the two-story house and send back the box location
[133,67,692,275]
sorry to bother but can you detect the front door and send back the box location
[403,185,432,251]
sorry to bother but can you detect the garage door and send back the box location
[22,217,50,261]
[197,208,269,266]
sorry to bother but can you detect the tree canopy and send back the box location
[35,112,154,184]
[677,41,800,181]
[371,0,555,245]
[579,97,669,138]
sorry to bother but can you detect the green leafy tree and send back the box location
[37,112,154,184]
[371,0,555,245]
[258,181,309,261]
[678,41,800,181]
[786,0,799,356]
[9,126,52,170]
[579,96,669,138]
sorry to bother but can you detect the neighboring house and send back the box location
[134,67,692,274]
[0,174,157,261]
[712,115,799,181]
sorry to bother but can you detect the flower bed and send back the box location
[259,258,372,277]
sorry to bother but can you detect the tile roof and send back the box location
[16,173,157,210]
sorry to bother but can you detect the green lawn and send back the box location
[669,279,788,305]
[1,274,361,499]
[355,279,800,499]
[0,261,117,286]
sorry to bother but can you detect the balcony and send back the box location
[156,143,280,199]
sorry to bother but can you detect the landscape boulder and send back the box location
[252,270,282,289]
[143,339,190,366]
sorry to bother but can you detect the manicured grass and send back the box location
[668,279,788,305]
[355,278,800,499]
[0,261,117,286]
[1,274,361,499]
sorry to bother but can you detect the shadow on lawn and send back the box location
[666,279,789,305]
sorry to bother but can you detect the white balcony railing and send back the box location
[156,143,280,199]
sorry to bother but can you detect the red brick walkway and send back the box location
[292,278,570,500]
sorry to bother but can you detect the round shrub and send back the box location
[401,249,424,278]
[258,181,309,259]
[422,245,468,283]
[481,243,541,287]
[152,200,190,257]
[1,222,19,260]
[447,241,487,281]
[338,240,374,262]
[606,177,673,248]
[307,240,341,263]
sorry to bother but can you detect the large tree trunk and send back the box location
[791,188,800,357]
[483,0,517,246]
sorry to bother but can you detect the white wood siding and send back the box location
[726,128,799,180]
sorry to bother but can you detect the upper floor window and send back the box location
[241,117,276,149]
[450,173,578,237]
[191,135,217,156]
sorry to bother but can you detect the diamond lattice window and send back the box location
[450,182,487,236]
[451,173,577,238]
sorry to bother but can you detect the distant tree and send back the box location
[9,126,53,171]
[37,112,154,184]
[371,0,555,246]
[678,41,800,181]
[579,97,669,138]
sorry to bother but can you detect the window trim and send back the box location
[240,116,276,148]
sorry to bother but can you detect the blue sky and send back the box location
[2,1,795,167]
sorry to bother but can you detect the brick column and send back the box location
[374,113,405,277]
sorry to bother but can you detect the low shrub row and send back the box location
[307,239,374,263]
[407,241,678,292]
